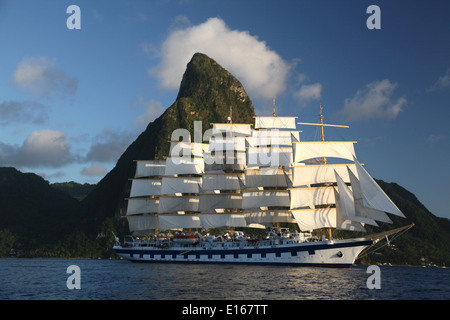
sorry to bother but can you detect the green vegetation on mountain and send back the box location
[0,53,449,266]
[0,167,83,256]
[355,180,450,266]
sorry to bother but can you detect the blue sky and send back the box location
[0,0,449,219]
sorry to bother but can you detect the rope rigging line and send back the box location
[357,224,414,259]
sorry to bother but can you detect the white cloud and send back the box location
[429,68,450,91]
[149,17,290,100]
[0,127,136,170]
[84,129,135,163]
[294,83,322,104]
[21,130,74,166]
[36,170,66,181]
[297,73,307,84]
[427,134,445,144]
[340,79,406,122]
[0,100,49,125]
[168,14,191,31]
[139,42,159,58]
[13,56,77,97]
[81,164,107,177]
[0,130,76,168]
[133,99,165,128]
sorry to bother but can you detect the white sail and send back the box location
[158,214,202,230]
[126,198,159,215]
[199,213,247,228]
[246,130,300,146]
[292,164,356,187]
[134,160,166,178]
[129,179,162,197]
[161,177,202,195]
[291,208,336,231]
[211,123,252,136]
[347,167,393,223]
[254,116,297,129]
[244,210,296,225]
[245,168,291,188]
[127,214,160,232]
[199,193,242,213]
[242,190,290,208]
[204,151,246,171]
[204,162,246,172]
[335,171,377,226]
[246,147,292,167]
[209,136,246,152]
[169,141,207,158]
[158,196,199,213]
[354,160,405,217]
[165,157,204,176]
[334,189,366,232]
[202,173,243,191]
[204,151,246,165]
[293,141,356,163]
[290,186,336,209]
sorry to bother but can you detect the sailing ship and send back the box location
[113,104,413,267]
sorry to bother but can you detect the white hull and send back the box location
[113,238,373,267]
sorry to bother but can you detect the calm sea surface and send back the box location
[0,258,448,300]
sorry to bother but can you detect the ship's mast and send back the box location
[273,96,277,116]
[320,105,330,240]
[319,104,326,165]
[297,104,350,240]
[297,104,349,145]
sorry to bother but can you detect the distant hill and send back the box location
[0,167,81,256]
[0,53,449,265]
[0,167,114,258]
[51,181,96,201]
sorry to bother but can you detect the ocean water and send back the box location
[0,258,448,300]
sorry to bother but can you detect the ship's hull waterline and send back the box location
[113,238,373,267]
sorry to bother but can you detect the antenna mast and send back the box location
[319,104,326,164]
[273,96,277,116]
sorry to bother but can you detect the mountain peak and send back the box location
[177,52,250,105]
[153,52,255,158]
